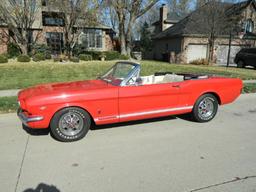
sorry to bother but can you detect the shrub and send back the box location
[189,59,209,65]
[70,57,80,63]
[45,52,52,60]
[53,58,61,62]
[1,53,10,59]
[119,54,130,60]
[33,44,50,54]
[7,43,21,58]
[105,51,121,60]
[33,53,46,62]
[79,54,92,61]
[17,55,31,62]
[0,55,8,64]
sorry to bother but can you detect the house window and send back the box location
[46,32,64,54]
[42,12,65,26]
[42,0,48,6]
[80,29,103,49]
[244,19,254,33]
[44,17,64,26]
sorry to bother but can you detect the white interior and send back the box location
[140,74,185,85]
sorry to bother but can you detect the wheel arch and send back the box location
[49,105,96,128]
[199,92,222,105]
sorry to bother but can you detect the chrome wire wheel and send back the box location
[58,112,84,136]
[198,97,214,120]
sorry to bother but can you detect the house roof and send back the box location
[152,11,186,26]
[165,12,187,24]
[154,0,256,39]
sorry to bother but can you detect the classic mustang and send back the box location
[17,61,243,142]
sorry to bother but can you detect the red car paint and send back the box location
[17,65,243,129]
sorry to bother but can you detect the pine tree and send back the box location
[140,22,153,52]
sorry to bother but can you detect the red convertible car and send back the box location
[18,61,243,142]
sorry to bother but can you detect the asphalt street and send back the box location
[0,94,256,192]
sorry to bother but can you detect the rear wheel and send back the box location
[50,107,91,142]
[237,60,245,68]
[192,94,218,122]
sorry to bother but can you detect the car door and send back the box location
[118,82,182,122]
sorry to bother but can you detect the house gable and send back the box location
[154,0,256,40]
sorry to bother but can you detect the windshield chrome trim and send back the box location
[99,61,141,86]
[120,62,141,86]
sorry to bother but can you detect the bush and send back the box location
[70,57,80,63]
[33,53,46,62]
[45,52,52,60]
[189,59,209,65]
[105,51,121,60]
[17,55,31,62]
[33,44,50,54]
[119,54,130,60]
[79,54,92,61]
[53,58,61,62]
[0,55,8,63]
[1,53,10,59]
[7,43,21,58]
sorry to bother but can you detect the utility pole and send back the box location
[226,30,232,68]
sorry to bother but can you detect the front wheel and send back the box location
[50,107,91,142]
[192,94,218,123]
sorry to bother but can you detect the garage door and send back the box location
[216,45,242,65]
[187,44,207,63]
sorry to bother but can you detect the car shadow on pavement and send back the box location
[91,113,195,131]
[21,114,195,135]
[22,124,49,136]
[23,183,60,192]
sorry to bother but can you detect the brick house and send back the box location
[152,0,256,64]
[0,0,116,55]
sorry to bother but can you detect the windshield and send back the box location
[100,62,136,86]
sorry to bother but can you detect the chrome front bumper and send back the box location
[17,108,44,126]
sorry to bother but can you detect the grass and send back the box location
[0,96,18,113]
[243,83,256,94]
[0,60,256,90]
[1,83,256,113]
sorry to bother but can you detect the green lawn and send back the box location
[0,60,256,90]
[0,96,18,113]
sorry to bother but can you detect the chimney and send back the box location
[160,4,168,31]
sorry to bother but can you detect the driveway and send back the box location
[1,94,256,192]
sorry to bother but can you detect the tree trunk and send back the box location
[64,32,71,58]
[20,43,28,55]
[119,23,127,55]
[125,15,135,58]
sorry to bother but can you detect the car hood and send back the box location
[18,79,110,101]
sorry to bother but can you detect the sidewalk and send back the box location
[0,89,20,97]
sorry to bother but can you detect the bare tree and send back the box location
[186,0,241,62]
[105,0,159,56]
[100,5,119,32]
[169,0,191,14]
[47,0,99,57]
[0,0,41,54]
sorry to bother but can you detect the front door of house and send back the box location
[46,32,63,55]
